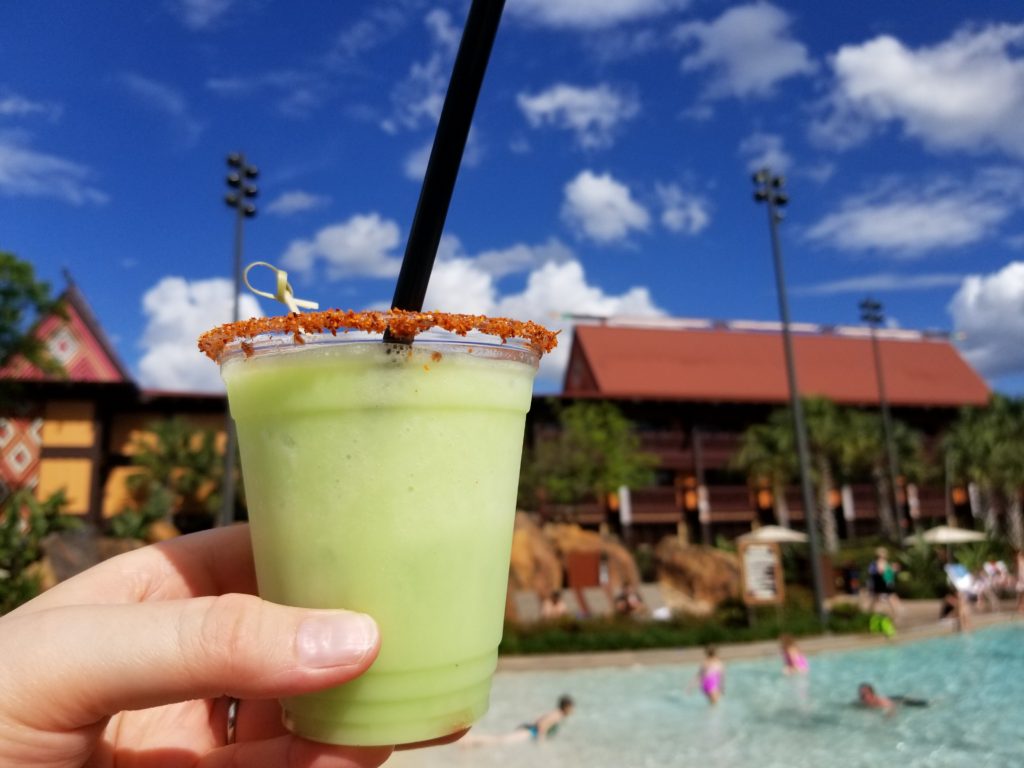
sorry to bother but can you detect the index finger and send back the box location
[12,524,259,615]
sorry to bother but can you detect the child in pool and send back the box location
[697,646,725,705]
[780,634,809,675]
[461,695,575,746]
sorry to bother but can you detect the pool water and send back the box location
[390,624,1023,768]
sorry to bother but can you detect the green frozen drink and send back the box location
[201,310,554,746]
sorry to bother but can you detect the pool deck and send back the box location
[497,603,1023,672]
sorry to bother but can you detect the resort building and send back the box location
[2,285,990,540]
[540,317,989,542]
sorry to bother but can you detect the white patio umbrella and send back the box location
[911,525,986,545]
[737,525,809,544]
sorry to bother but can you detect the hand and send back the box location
[0,524,401,767]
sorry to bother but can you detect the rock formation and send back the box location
[654,536,741,615]
[508,512,563,596]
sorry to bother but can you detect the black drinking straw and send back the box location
[384,0,507,342]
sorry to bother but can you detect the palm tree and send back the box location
[944,396,1024,549]
[797,398,849,553]
[840,410,927,542]
[740,398,846,552]
[732,421,797,527]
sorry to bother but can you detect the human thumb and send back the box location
[2,594,379,730]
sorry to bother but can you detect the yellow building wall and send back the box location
[108,414,227,455]
[103,465,142,518]
[37,458,92,515]
[104,413,228,519]
[41,401,95,447]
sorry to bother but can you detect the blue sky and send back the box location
[3,0,1024,393]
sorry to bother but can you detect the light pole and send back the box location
[219,153,258,527]
[859,298,906,544]
[753,168,827,626]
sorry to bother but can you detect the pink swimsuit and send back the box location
[784,649,809,672]
[700,669,723,695]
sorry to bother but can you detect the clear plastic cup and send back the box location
[219,332,539,746]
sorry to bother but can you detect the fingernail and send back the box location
[296,612,378,668]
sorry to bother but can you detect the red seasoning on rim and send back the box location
[198,309,559,361]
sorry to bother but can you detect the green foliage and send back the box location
[895,541,947,599]
[113,418,224,538]
[0,489,78,614]
[954,537,1013,574]
[499,602,869,655]
[109,486,173,540]
[732,421,796,486]
[945,396,1024,547]
[519,401,656,508]
[0,251,66,405]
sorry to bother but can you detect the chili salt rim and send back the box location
[197,308,559,362]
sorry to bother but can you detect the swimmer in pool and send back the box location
[697,646,725,705]
[780,634,809,675]
[858,683,928,713]
[461,695,575,746]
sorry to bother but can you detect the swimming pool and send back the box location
[390,623,1022,768]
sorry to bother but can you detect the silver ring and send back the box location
[226,697,240,745]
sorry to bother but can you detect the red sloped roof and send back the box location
[565,324,989,407]
[2,284,130,384]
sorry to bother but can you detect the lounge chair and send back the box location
[945,564,998,610]
[561,589,584,619]
[512,590,542,623]
[581,586,614,618]
[637,582,673,621]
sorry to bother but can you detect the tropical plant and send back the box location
[0,251,65,405]
[732,421,796,527]
[944,395,1024,549]
[114,417,224,538]
[0,488,77,614]
[519,401,657,509]
[840,409,927,541]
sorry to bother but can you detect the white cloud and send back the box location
[424,257,663,387]
[423,258,496,315]
[739,132,791,174]
[517,83,639,149]
[561,170,650,243]
[439,235,576,278]
[0,134,108,205]
[676,2,815,100]
[330,7,408,63]
[138,276,262,392]
[265,190,331,216]
[118,73,203,145]
[170,0,234,30]
[403,140,433,180]
[794,272,966,296]
[813,24,1024,157]
[656,183,710,234]
[949,261,1024,379]
[206,70,329,118]
[281,213,403,279]
[508,0,689,30]
[806,169,1024,256]
[381,9,460,134]
[0,91,61,121]
[403,129,483,180]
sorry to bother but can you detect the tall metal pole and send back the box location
[860,299,906,544]
[219,153,258,527]
[753,169,827,626]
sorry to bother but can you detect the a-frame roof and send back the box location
[2,282,132,385]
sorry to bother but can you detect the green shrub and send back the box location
[499,602,870,655]
[1,488,78,614]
